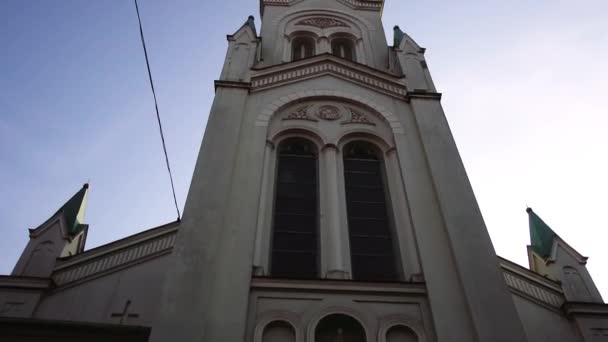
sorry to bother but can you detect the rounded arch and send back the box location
[305,306,372,342]
[377,315,427,342]
[386,325,419,342]
[256,90,404,134]
[254,310,302,342]
[338,131,394,153]
[288,31,319,61]
[315,314,366,342]
[271,128,327,150]
[277,8,374,64]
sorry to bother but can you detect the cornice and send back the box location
[0,276,51,290]
[498,257,565,310]
[498,256,562,292]
[261,0,383,12]
[251,54,407,99]
[214,80,252,91]
[563,302,608,317]
[55,221,179,268]
[51,222,179,289]
[251,277,426,295]
[52,230,177,289]
[406,90,442,101]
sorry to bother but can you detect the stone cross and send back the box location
[111,300,139,324]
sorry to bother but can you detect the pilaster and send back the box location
[151,86,258,342]
[408,95,528,342]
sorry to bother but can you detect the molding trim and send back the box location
[214,80,251,91]
[52,229,177,288]
[251,54,407,99]
[563,302,608,317]
[406,90,442,101]
[502,270,565,309]
[255,89,405,134]
[0,276,51,290]
[261,0,383,11]
[251,277,426,295]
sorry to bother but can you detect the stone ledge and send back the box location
[563,302,608,317]
[0,276,51,290]
[251,277,426,295]
[214,80,251,91]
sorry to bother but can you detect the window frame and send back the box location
[290,35,316,61]
[341,140,401,282]
[269,137,321,279]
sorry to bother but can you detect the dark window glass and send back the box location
[343,141,398,281]
[331,38,355,61]
[292,37,315,61]
[271,138,318,278]
[315,314,366,342]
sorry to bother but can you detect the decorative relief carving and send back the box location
[317,105,342,120]
[284,105,316,121]
[262,0,382,11]
[502,271,564,308]
[344,107,374,125]
[53,231,177,287]
[296,17,348,29]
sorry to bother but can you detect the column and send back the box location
[322,144,349,279]
[252,141,275,276]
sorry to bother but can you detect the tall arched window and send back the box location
[331,38,355,61]
[315,314,366,342]
[270,138,319,278]
[343,141,398,281]
[292,36,315,61]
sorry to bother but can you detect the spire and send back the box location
[34,183,89,235]
[527,207,556,259]
[393,25,405,47]
[243,15,257,36]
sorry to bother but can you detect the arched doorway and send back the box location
[315,314,366,342]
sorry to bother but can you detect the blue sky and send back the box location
[1,0,607,296]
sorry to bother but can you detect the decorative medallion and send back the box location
[345,107,374,125]
[316,105,342,120]
[295,17,349,29]
[284,105,316,121]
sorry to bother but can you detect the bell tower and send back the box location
[152,1,528,341]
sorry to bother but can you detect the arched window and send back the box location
[387,325,419,342]
[262,321,296,342]
[343,141,398,281]
[315,314,366,342]
[292,36,315,61]
[270,138,319,278]
[331,38,355,61]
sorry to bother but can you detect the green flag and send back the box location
[527,208,556,259]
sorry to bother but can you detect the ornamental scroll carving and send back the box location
[345,107,374,125]
[284,105,316,121]
[295,17,349,29]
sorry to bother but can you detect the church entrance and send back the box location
[315,314,366,342]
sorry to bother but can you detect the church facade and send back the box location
[2,0,607,341]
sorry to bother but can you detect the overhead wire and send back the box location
[133,0,181,221]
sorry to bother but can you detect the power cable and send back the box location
[133,0,181,221]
